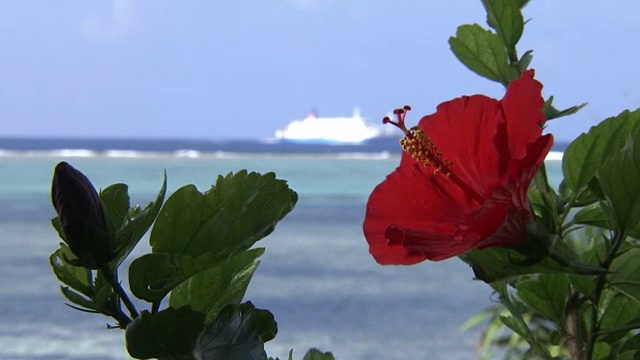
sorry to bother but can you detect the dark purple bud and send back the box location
[51,162,114,269]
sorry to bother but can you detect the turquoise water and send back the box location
[0,154,563,359]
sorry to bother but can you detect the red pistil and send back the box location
[384,106,453,176]
[383,105,412,133]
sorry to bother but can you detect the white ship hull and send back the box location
[275,109,398,145]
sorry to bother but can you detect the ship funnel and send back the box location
[353,106,361,118]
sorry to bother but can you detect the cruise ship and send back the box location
[274,108,399,144]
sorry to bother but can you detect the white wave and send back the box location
[545,151,563,161]
[174,149,201,158]
[0,149,20,157]
[53,149,98,157]
[104,149,144,158]
[334,151,393,160]
[3,149,99,157]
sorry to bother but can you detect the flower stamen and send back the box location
[384,106,484,204]
[384,107,453,178]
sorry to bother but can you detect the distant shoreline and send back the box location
[0,136,570,155]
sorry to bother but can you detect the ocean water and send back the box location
[0,139,564,360]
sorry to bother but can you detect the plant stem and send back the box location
[99,265,140,320]
[584,230,626,358]
[564,292,586,360]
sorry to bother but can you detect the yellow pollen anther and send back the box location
[384,106,454,178]
[399,126,454,178]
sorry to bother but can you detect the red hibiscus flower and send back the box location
[363,70,553,265]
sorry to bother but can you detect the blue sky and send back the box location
[1,1,638,142]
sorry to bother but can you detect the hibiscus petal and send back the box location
[464,186,530,249]
[363,161,468,264]
[418,95,506,197]
[367,160,472,228]
[385,225,475,262]
[367,224,427,265]
[508,133,554,203]
[500,69,546,161]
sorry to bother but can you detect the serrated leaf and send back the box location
[125,307,205,360]
[151,170,297,257]
[559,178,601,207]
[50,244,93,297]
[516,274,569,323]
[573,203,609,228]
[598,288,640,343]
[449,24,509,85]
[516,0,530,8]
[608,248,640,304]
[93,277,115,309]
[597,132,640,236]
[563,109,640,193]
[111,173,167,267]
[518,50,533,72]
[198,302,277,360]
[51,217,65,242]
[60,286,100,312]
[129,252,227,304]
[573,203,640,241]
[170,248,264,324]
[482,0,524,51]
[542,96,587,121]
[615,350,640,360]
[460,232,604,283]
[100,183,130,232]
[302,349,335,360]
[499,315,530,339]
[593,343,611,360]
[618,333,640,356]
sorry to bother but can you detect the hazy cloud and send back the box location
[81,0,135,42]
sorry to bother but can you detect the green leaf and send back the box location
[51,217,65,241]
[597,132,640,236]
[615,350,640,360]
[50,244,93,297]
[516,274,569,323]
[618,333,640,357]
[559,178,601,207]
[499,315,530,340]
[573,203,610,229]
[125,307,205,360]
[129,251,227,304]
[302,349,335,360]
[482,0,524,52]
[197,302,277,360]
[598,288,640,343]
[573,203,640,240]
[151,170,297,257]
[266,350,294,360]
[460,225,604,283]
[449,24,509,85]
[100,183,130,232]
[60,286,100,312]
[569,275,598,304]
[542,96,588,121]
[93,275,116,310]
[170,248,264,324]
[111,173,167,267]
[608,248,640,304]
[563,109,640,193]
[518,49,533,72]
[592,343,612,360]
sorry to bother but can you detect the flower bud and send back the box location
[51,162,115,269]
